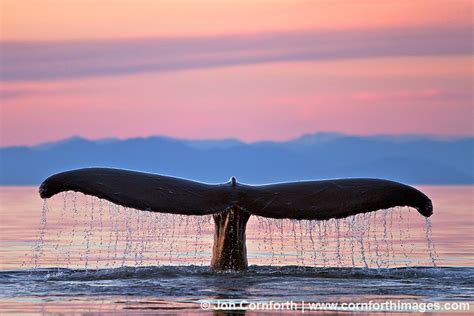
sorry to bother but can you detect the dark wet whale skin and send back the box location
[39,167,433,220]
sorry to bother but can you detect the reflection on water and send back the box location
[0,186,473,314]
[1,266,473,314]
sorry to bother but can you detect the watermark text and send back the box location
[200,299,471,313]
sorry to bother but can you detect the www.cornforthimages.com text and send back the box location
[200,299,471,313]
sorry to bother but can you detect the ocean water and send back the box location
[0,186,472,314]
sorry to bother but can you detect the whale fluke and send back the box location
[39,167,433,270]
[39,168,432,219]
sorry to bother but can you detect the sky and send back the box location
[0,0,472,147]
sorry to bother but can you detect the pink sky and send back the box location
[1,0,472,146]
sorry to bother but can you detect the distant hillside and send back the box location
[0,133,473,185]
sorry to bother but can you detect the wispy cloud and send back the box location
[0,83,66,100]
[1,26,470,82]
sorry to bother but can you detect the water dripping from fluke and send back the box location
[424,217,439,267]
[34,169,437,272]
[31,199,49,269]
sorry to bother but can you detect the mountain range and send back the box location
[1,133,472,185]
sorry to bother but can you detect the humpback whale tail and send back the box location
[39,168,433,270]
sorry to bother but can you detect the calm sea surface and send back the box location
[0,185,472,314]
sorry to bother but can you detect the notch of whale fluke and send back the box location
[39,168,433,270]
